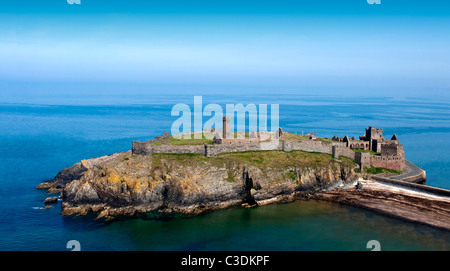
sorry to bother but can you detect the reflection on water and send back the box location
[59,200,450,251]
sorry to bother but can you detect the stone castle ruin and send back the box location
[212,117,277,145]
[331,126,405,171]
[132,118,405,171]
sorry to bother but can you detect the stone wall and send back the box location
[259,140,282,151]
[332,144,356,160]
[372,175,448,196]
[205,142,262,157]
[134,139,336,158]
[369,155,405,171]
[132,141,153,155]
[221,138,259,145]
[372,140,382,153]
[401,170,427,184]
[348,140,369,150]
[283,140,332,154]
[355,152,371,169]
[132,138,406,172]
[380,143,401,156]
[152,144,205,155]
[132,141,205,156]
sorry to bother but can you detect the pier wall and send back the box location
[371,175,449,197]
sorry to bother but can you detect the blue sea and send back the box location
[1,92,450,251]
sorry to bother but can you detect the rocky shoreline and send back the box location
[36,150,450,231]
[36,150,359,218]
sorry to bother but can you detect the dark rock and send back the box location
[36,182,54,190]
[44,197,58,204]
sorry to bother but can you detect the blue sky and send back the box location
[1,0,449,96]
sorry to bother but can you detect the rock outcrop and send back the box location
[43,197,58,204]
[37,150,360,219]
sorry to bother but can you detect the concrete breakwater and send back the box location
[318,161,450,231]
[316,178,450,232]
[390,161,427,184]
[371,175,450,198]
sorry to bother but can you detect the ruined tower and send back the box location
[360,126,384,152]
[223,117,231,139]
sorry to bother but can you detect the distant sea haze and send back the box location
[0,94,449,250]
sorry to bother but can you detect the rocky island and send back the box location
[38,149,357,218]
[37,121,450,231]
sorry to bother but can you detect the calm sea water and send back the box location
[0,93,449,251]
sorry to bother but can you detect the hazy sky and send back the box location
[1,0,449,96]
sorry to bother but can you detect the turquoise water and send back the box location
[0,94,449,251]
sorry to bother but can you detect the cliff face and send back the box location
[37,150,360,219]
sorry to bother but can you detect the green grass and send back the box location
[283,133,310,141]
[217,150,336,170]
[151,150,335,169]
[148,149,360,179]
[226,170,236,182]
[363,166,401,175]
[166,134,214,145]
[141,149,361,188]
[283,132,333,144]
[149,141,164,146]
[284,169,297,181]
[316,137,333,143]
[337,156,358,166]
